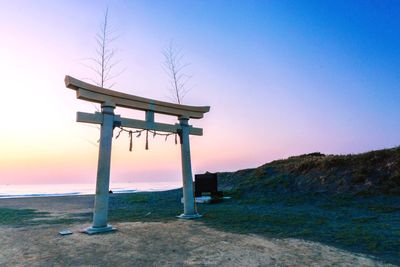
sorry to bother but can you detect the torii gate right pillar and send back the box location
[178,116,201,219]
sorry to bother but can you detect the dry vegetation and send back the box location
[218,146,400,196]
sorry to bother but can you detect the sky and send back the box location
[0,0,399,185]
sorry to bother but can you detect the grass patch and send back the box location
[0,208,49,226]
[125,193,150,203]
[367,205,400,213]
[108,190,182,223]
[199,196,400,265]
[3,190,398,265]
[0,208,88,227]
[351,216,379,223]
[104,190,400,265]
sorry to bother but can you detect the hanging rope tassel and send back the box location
[116,128,123,139]
[129,131,133,151]
[116,126,181,151]
[145,130,149,150]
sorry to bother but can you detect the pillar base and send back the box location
[83,225,117,235]
[177,213,202,219]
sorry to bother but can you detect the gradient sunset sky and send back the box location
[1,0,399,185]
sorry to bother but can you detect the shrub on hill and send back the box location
[217,147,400,197]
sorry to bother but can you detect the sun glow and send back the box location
[1,1,399,185]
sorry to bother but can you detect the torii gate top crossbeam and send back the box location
[65,76,210,119]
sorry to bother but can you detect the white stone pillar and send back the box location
[84,104,116,234]
[178,116,201,219]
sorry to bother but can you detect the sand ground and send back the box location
[0,195,395,267]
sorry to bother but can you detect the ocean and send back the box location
[0,181,182,199]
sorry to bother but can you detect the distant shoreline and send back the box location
[0,188,183,200]
[0,182,181,199]
[0,190,135,200]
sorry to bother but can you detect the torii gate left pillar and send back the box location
[84,103,116,234]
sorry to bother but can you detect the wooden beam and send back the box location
[66,75,210,119]
[76,111,103,124]
[76,112,203,136]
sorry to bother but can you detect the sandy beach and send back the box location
[0,194,395,267]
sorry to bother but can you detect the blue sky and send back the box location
[0,0,399,184]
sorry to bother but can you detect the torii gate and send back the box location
[65,76,210,234]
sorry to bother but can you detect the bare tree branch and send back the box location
[162,42,192,104]
[84,8,123,88]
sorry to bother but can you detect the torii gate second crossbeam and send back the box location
[65,75,210,234]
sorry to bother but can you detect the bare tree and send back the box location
[81,8,122,133]
[85,8,122,88]
[162,43,192,104]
